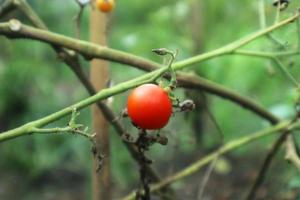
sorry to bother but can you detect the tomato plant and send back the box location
[127,84,173,130]
[96,0,115,13]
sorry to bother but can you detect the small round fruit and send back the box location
[96,0,115,13]
[127,84,172,130]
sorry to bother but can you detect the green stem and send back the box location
[234,50,300,87]
[275,2,281,24]
[258,0,266,29]
[30,127,93,140]
[0,67,166,142]
[173,11,300,71]
[296,18,300,50]
[273,58,299,87]
[234,50,300,59]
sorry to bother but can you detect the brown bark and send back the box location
[90,9,111,200]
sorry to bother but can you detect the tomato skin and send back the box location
[96,0,115,13]
[127,84,172,130]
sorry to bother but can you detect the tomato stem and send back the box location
[152,48,178,91]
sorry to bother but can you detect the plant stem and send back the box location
[234,50,300,58]
[30,127,94,140]
[0,67,166,142]
[273,58,299,87]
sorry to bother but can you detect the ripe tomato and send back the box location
[127,84,172,130]
[96,0,115,13]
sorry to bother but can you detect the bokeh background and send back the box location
[1,0,300,199]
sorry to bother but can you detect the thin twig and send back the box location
[273,58,299,87]
[73,3,85,39]
[285,134,300,172]
[245,131,287,200]
[275,0,281,24]
[30,127,94,140]
[258,0,266,29]
[201,93,225,142]
[296,18,300,50]
[196,92,225,200]
[197,156,218,200]
[234,50,299,86]
[258,0,287,48]
[191,92,225,200]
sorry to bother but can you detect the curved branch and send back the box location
[0,19,282,124]
[245,131,288,200]
[177,73,280,124]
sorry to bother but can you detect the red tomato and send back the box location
[127,84,172,130]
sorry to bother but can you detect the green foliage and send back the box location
[1,0,300,199]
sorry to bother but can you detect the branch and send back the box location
[122,120,300,200]
[196,156,219,200]
[16,108,95,141]
[0,10,299,72]
[0,19,282,125]
[245,130,289,200]
[177,73,280,124]
[73,2,85,39]
[173,11,300,71]
[234,50,300,87]
[0,65,168,142]
[258,0,287,48]
[234,49,300,58]
[30,127,93,139]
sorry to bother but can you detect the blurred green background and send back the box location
[1,0,300,199]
